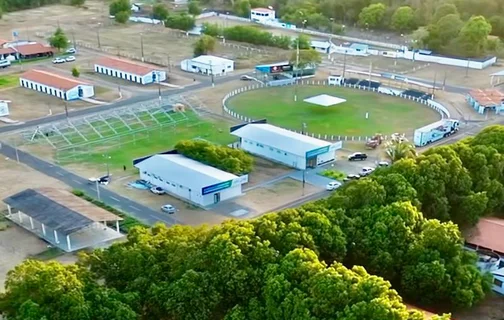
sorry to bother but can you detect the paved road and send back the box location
[0,143,179,226]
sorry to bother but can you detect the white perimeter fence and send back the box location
[222,80,451,142]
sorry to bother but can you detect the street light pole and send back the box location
[95,180,101,201]
[210,59,215,87]
[465,58,470,78]
[97,23,101,49]
[71,29,76,50]
[140,33,144,62]
[342,49,347,79]
[294,19,307,102]
[301,122,307,194]
[432,71,437,97]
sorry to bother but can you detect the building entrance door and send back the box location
[213,192,221,204]
[306,157,317,168]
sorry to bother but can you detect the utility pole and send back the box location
[97,23,102,49]
[442,71,447,91]
[301,122,307,194]
[140,33,144,62]
[167,54,171,72]
[368,62,373,90]
[71,29,76,50]
[465,58,470,78]
[95,180,101,201]
[63,92,69,120]
[294,19,307,102]
[432,71,437,97]
[103,154,111,176]
[210,59,215,87]
[13,139,20,163]
[342,49,347,79]
[158,76,161,104]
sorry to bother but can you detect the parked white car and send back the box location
[360,167,375,176]
[65,56,76,62]
[378,161,390,167]
[326,181,342,191]
[66,47,76,54]
[150,186,165,195]
[52,57,66,64]
[161,204,176,214]
[0,59,11,68]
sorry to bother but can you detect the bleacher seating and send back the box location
[343,78,360,85]
[357,80,381,89]
[402,89,427,99]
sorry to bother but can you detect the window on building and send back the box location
[494,278,503,287]
[171,183,176,187]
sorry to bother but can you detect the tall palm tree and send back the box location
[385,140,416,163]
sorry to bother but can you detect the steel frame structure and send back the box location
[19,95,200,150]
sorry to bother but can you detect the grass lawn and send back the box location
[57,112,235,168]
[0,74,19,89]
[226,86,440,136]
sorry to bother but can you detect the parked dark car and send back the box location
[348,152,368,161]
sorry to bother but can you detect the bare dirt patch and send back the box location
[247,157,291,188]
[236,177,320,215]
[409,64,501,89]
[454,294,504,320]
[0,87,94,124]
[193,80,251,114]
[0,226,48,292]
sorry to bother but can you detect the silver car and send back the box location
[161,204,176,214]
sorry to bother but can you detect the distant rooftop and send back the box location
[469,89,504,107]
[466,217,504,254]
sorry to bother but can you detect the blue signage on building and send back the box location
[202,180,233,195]
[306,146,329,159]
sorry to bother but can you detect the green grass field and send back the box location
[0,74,19,89]
[226,86,440,136]
[56,112,235,169]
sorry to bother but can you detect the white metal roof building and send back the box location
[231,123,342,170]
[134,154,247,207]
[180,55,234,76]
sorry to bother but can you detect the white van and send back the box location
[0,60,11,68]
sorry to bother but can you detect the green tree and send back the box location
[385,140,416,163]
[391,6,416,32]
[201,23,222,37]
[165,13,196,31]
[188,1,201,15]
[456,15,492,57]
[114,10,130,24]
[109,0,129,16]
[49,27,68,51]
[193,34,216,56]
[72,67,80,77]
[489,15,504,38]
[233,0,251,18]
[70,0,85,6]
[432,3,459,23]
[292,34,311,49]
[152,3,169,20]
[290,49,321,68]
[358,3,386,28]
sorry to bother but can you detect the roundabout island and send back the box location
[225,85,441,137]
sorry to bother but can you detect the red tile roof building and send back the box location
[466,217,504,255]
[94,56,167,85]
[20,69,94,100]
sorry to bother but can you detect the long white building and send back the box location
[20,69,94,101]
[94,56,166,85]
[231,123,342,170]
[134,153,247,207]
[180,55,234,76]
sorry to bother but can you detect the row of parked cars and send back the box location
[325,153,390,191]
[52,47,77,64]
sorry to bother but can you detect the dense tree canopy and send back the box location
[175,139,253,175]
[5,126,504,319]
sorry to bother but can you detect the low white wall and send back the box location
[401,51,496,70]
[222,80,450,142]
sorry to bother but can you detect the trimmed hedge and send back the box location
[72,190,147,233]
[319,169,345,180]
[175,140,253,175]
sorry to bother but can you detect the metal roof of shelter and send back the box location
[231,123,331,157]
[134,154,238,190]
[21,69,91,91]
[3,188,122,235]
[490,70,504,77]
[311,40,331,49]
[469,89,504,107]
[466,217,504,254]
[95,56,159,76]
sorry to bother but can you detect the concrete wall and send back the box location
[95,64,166,84]
[19,78,94,100]
[139,170,241,207]
[240,137,306,169]
[180,58,234,75]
